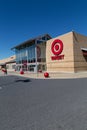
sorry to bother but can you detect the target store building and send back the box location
[12,31,87,73]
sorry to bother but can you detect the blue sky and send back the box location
[0,0,87,59]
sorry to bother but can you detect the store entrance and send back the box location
[27,64,46,73]
[16,63,46,73]
[28,65,36,72]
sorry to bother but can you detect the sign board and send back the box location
[51,39,64,60]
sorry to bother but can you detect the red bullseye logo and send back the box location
[51,39,63,55]
[51,39,64,60]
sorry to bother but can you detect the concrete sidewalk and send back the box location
[6,70,87,79]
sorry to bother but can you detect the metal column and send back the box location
[35,39,38,73]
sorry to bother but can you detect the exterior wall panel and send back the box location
[46,32,75,72]
[73,32,87,72]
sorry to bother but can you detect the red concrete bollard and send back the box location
[44,72,49,78]
[38,69,42,73]
[20,71,24,74]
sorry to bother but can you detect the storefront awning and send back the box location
[81,48,87,56]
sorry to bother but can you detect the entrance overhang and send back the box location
[81,48,87,56]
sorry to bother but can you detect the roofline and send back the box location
[11,33,52,50]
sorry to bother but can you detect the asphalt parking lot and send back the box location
[0,75,87,130]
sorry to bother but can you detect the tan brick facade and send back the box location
[73,32,87,72]
[46,31,87,72]
[0,55,16,71]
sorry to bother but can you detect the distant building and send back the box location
[12,31,87,73]
[0,55,16,71]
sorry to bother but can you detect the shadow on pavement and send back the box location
[15,79,31,83]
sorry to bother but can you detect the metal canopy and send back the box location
[11,34,51,50]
